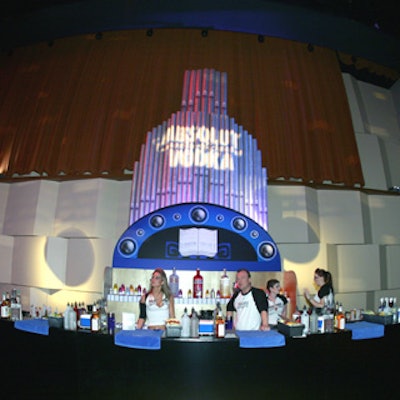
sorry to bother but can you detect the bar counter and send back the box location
[3,319,399,399]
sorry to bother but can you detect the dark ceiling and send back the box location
[1,1,400,86]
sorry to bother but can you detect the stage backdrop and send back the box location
[0,29,363,187]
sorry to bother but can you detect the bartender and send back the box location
[137,268,175,330]
[226,269,270,331]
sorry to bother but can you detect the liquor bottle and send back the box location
[285,291,292,319]
[310,307,318,334]
[113,283,118,294]
[73,302,79,323]
[69,301,77,331]
[392,298,398,323]
[181,308,191,338]
[1,292,10,319]
[384,297,390,314]
[169,268,180,297]
[301,306,310,336]
[90,305,100,333]
[107,312,115,335]
[190,308,199,338]
[335,303,346,330]
[63,303,72,330]
[98,299,108,333]
[220,268,231,299]
[193,269,204,299]
[215,303,225,338]
[10,291,22,321]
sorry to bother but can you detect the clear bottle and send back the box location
[181,307,191,338]
[69,301,77,331]
[169,268,180,297]
[10,291,22,321]
[309,307,318,334]
[63,303,71,330]
[220,269,231,299]
[193,269,204,299]
[190,308,199,338]
[378,297,384,312]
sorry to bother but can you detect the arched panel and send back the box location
[112,202,281,272]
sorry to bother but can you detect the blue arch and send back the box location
[112,203,281,272]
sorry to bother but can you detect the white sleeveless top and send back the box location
[145,293,170,327]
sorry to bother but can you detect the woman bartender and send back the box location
[137,268,176,330]
[304,268,334,312]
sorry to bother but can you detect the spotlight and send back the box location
[191,207,207,223]
[232,217,247,231]
[146,29,153,37]
[201,29,208,37]
[257,35,264,43]
[95,32,103,40]
[307,43,314,52]
[119,239,136,256]
[150,214,165,228]
[259,242,275,259]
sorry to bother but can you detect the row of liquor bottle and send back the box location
[62,298,115,334]
[291,302,347,335]
[1,290,23,321]
[175,303,230,339]
[111,268,233,300]
[377,297,400,323]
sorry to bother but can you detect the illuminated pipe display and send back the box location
[130,69,268,230]
[114,69,280,272]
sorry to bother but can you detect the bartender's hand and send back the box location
[260,323,270,331]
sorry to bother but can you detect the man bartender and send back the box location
[226,269,270,331]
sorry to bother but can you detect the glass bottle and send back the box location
[214,302,225,338]
[335,303,346,330]
[193,268,203,299]
[181,307,191,338]
[220,268,230,298]
[90,305,100,333]
[309,307,318,334]
[190,308,199,338]
[63,303,71,330]
[69,301,77,331]
[1,292,10,319]
[169,267,180,297]
[107,312,115,335]
[301,306,310,336]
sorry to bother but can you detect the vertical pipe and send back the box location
[201,69,208,114]
[194,70,202,112]
[214,71,220,115]
[181,70,190,112]
[188,71,196,112]
[221,72,228,115]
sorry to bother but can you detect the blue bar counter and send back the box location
[2,320,400,399]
